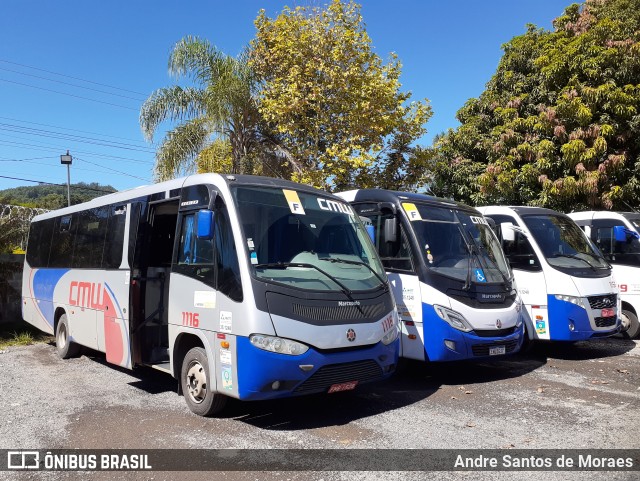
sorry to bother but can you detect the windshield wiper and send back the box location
[548,254,598,271]
[254,262,363,306]
[318,257,388,290]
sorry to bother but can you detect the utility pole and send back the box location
[60,150,72,207]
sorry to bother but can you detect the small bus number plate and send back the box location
[489,346,506,356]
[601,308,615,318]
[328,381,359,393]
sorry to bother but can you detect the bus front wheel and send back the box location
[620,310,640,340]
[181,347,227,416]
[55,314,80,359]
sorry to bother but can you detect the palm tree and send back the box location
[140,36,263,180]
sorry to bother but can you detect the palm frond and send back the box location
[140,86,207,141]
[169,36,234,86]
[154,118,211,181]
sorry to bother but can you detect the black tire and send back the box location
[620,310,640,340]
[518,322,534,354]
[55,314,80,359]
[181,347,227,416]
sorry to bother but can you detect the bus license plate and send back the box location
[489,346,506,356]
[601,308,615,318]
[328,381,359,393]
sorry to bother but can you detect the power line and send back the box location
[74,156,151,183]
[0,138,155,165]
[0,123,156,154]
[0,156,145,176]
[0,58,148,96]
[0,78,139,111]
[0,115,152,146]
[0,65,147,102]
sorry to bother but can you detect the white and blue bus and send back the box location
[22,174,399,416]
[336,190,523,362]
[478,206,620,342]
[569,210,640,339]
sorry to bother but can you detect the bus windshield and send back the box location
[233,186,386,292]
[622,213,640,236]
[407,204,511,284]
[522,214,610,270]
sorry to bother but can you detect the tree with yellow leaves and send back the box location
[250,0,431,191]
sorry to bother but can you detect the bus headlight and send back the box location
[433,305,473,332]
[554,294,585,309]
[381,325,399,345]
[249,334,309,355]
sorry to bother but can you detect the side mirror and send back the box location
[614,225,629,242]
[384,218,398,243]
[501,222,516,242]
[197,210,215,239]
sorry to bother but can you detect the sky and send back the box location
[0,0,572,194]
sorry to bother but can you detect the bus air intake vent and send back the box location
[292,302,385,322]
[293,360,382,394]
[587,294,616,309]
[594,315,617,328]
[473,327,516,338]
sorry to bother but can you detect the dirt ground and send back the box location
[0,337,638,481]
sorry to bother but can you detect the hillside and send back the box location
[0,182,117,209]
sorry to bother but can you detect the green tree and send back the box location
[141,36,285,180]
[250,0,431,191]
[433,0,640,211]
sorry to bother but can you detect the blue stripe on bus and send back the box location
[547,294,617,341]
[235,336,398,401]
[421,302,524,361]
[32,269,69,327]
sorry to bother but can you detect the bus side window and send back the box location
[104,206,127,269]
[370,213,413,272]
[214,204,243,302]
[49,215,75,268]
[491,215,541,272]
[26,218,55,267]
[175,205,243,302]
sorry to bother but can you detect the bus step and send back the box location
[147,362,172,374]
[150,346,169,363]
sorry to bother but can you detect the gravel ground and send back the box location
[0,338,638,481]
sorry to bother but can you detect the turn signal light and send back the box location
[220,341,230,349]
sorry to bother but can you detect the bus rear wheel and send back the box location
[55,314,80,359]
[181,347,227,416]
[620,310,640,340]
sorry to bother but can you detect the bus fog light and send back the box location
[249,334,309,355]
[444,340,456,351]
[271,381,281,390]
[568,320,575,332]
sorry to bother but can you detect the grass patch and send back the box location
[0,321,53,349]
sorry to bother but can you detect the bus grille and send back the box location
[471,340,519,357]
[594,315,617,328]
[293,360,383,394]
[587,294,616,309]
[292,302,385,322]
[473,327,516,338]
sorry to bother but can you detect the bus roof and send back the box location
[30,173,339,222]
[339,189,479,212]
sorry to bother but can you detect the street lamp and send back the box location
[60,150,72,207]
